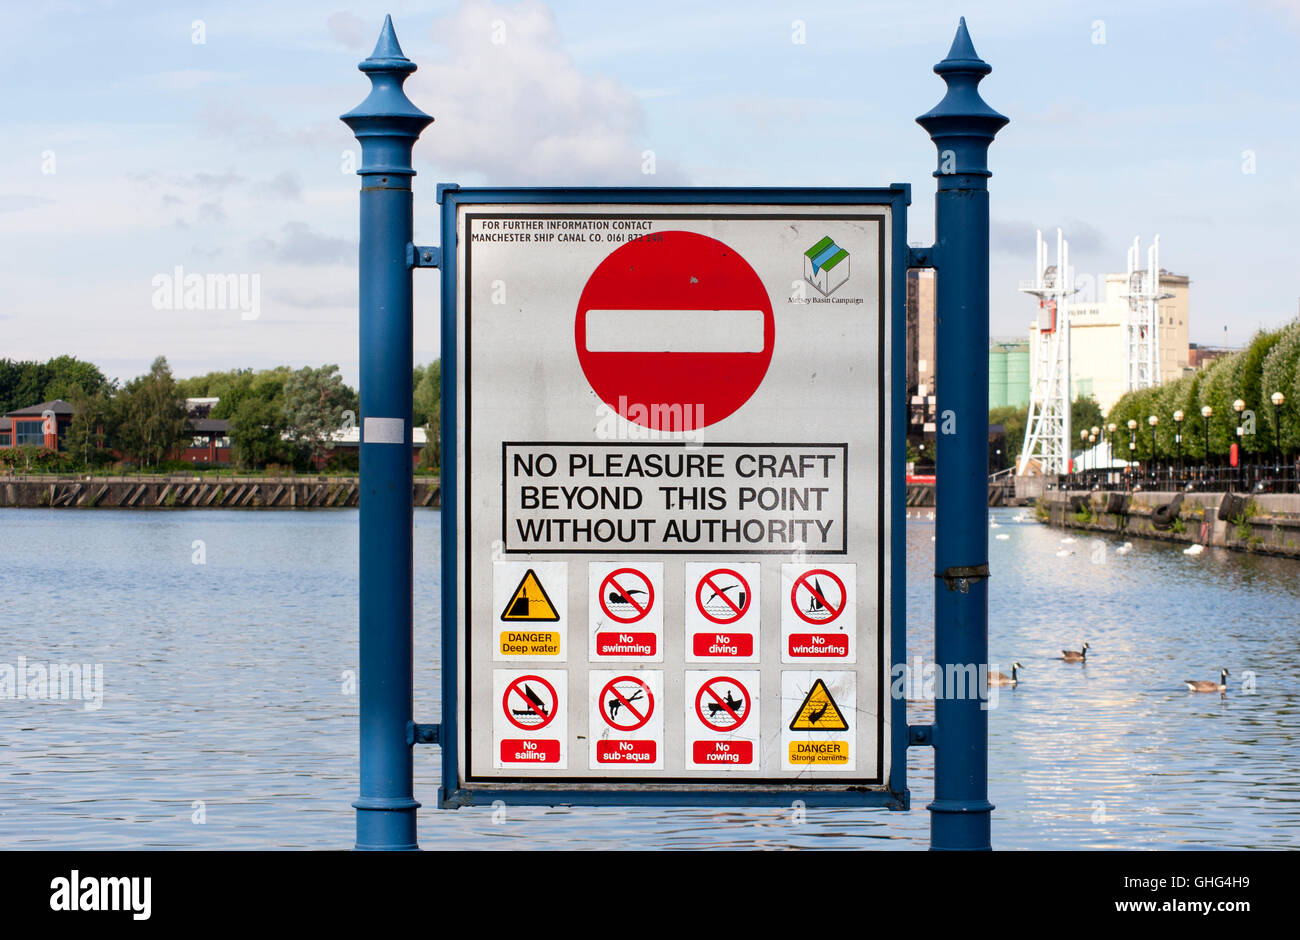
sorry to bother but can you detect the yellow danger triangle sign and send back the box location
[789,679,849,731]
[499,569,560,622]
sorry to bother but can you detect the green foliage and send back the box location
[111,357,189,468]
[0,445,80,473]
[1071,394,1104,440]
[1106,320,1300,460]
[64,387,114,468]
[414,360,441,470]
[988,404,1027,470]
[0,355,112,415]
[282,364,357,466]
[1170,517,1186,535]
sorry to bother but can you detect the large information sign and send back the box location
[442,188,907,806]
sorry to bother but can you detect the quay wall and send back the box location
[1043,489,1300,559]
[0,475,441,509]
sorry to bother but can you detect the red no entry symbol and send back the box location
[694,568,752,626]
[694,676,750,732]
[599,675,654,732]
[598,568,655,624]
[574,231,775,431]
[502,675,558,731]
[790,569,847,626]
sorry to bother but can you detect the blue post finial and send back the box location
[341,16,433,177]
[916,18,1007,181]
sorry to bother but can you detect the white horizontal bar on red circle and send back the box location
[583,308,766,353]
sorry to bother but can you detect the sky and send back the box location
[2,0,1297,388]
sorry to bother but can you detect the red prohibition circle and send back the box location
[598,568,655,624]
[694,568,752,626]
[790,569,848,626]
[502,675,558,732]
[574,231,775,431]
[599,675,654,732]
[694,676,750,733]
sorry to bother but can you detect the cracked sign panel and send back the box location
[450,193,897,797]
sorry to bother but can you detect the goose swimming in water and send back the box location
[988,662,1023,687]
[1062,642,1089,662]
[1185,668,1229,693]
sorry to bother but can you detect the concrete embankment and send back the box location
[1044,489,1300,559]
[0,475,441,509]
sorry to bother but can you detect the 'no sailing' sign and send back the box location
[443,187,907,805]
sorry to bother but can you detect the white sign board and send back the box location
[454,199,893,791]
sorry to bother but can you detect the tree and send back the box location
[42,355,111,402]
[1071,394,1104,440]
[283,365,356,466]
[988,404,1028,470]
[64,387,114,469]
[0,359,50,415]
[112,357,189,467]
[414,360,441,469]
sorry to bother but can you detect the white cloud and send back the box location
[408,0,685,184]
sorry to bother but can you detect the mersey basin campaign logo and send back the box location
[803,236,850,296]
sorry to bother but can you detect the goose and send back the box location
[1012,513,1026,522]
[1055,548,1073,557]
[1185,669,1229,693]
[1184,543,1204,556]
[1115,542,1133,555]
[988,662,1023,687]
[1061,642,1089,662]
[1060,537,1076,545]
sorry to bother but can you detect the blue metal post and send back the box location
[341,16,433,851]
[917,18,1007,851]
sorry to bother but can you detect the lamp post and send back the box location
[1080,428,1089,480]
[1127,418,1138,482]
[1088,433,1097,482]
[1201,405,1212,485]
[1271,391,1284,464]
[1106,422,1116,486]
[1234,398,1246,490]
[1173,410,1184,482]
[1148,415,1159,486]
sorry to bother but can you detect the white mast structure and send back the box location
[1120,235,1174,392]
[1017,228,1076,476]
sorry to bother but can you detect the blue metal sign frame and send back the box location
[437,185,910,810]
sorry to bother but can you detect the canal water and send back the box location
[1,508,1296,849]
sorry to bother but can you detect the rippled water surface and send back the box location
[1,508,1296,849]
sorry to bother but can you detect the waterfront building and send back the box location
[1,399,74,450]
[1029,269,1192,414]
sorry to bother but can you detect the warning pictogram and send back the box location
[598,675,654,732]
[790,569,847,626]
[695,568,752,625]
[599,567,655,624]
[502,675,558,731]
[499,569,560,622]
[694,676,751,733]
[788,678,849,731]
